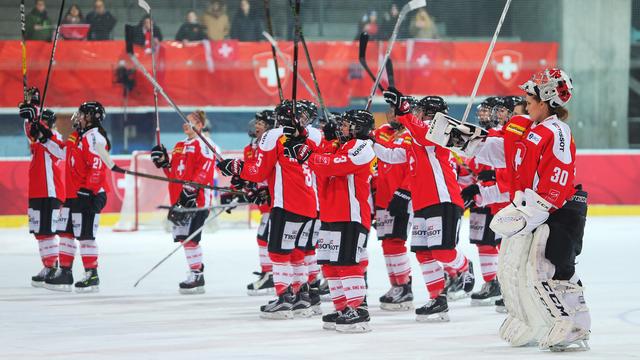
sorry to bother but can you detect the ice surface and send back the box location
[1,217,639,359]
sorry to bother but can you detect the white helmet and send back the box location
[519,68,573,108]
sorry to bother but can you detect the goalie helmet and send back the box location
[520,68,573,108]
[339,109,374,142]
[78,101,106,124]
[415,96,448,119]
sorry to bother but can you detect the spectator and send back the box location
[202,0,230,40]
[355,10,379,40]
[132,15,163,53]
[409,8,438,39]
[175,10,207,42]
[379,2,409,40]
[86,0,116,40]
[25,0,53,41]
[62,4,84,25]
[230,0,262,41]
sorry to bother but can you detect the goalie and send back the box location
[426,68,590,351]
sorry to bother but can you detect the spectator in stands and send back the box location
[202,0,230,40]
[86,0,117,40]
[355,10,379,40]
[409,8,438,39]
[62,4,84,25]
[230,0,262,41]
[132,15,163,53]
[379,2,409,40]
[176,10,207,43]
[25,0,53,41]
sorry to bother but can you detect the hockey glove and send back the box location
[76,188,96,212]
[490,189,552,238]
[167,205,195,226]
[388,189,411,217]
[217,159,244,177]
[246,186,270,206]
[230,175,247,191]
[383,87,412,115]
[35,122,53,143]
[284,137,312,164]
[150,144,170,169]
[322,120,338,141]
[178,185,198,208]
[19,103,37,122]
[460,184,480,209]
[477,169,496,182]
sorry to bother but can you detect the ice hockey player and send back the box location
[439,68,591,351]
[244,110,276,295]
[284,109,376,333]
[45,102,110,293]
[375,91,474,322]
[373,103,414,311]
[150,110,216,294]
[19,87,65,287]
[217,100,321,319]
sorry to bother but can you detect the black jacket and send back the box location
[86,11,117,40]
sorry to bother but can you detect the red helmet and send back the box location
[520,68,573,108]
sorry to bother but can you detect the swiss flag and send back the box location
[405,40,454,94]
[210,40,238,62]
[491,50,522,87]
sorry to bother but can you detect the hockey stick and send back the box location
[138,0,161,145]
[262,31,317,102]
[20,0,27,100]
[290,0,302,129]
[157,202,250,212]
[39,0,65,115]
[299,34,330,121]
[366,0,426,111]
[133,200,239,287]
[125,25,224,162]
[460,0,512,124]
[386,57,396,89]
[358,32,384,92]
[263,0,284,102]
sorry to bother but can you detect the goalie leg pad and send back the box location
[527,225,591,351]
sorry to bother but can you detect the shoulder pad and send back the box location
[259,128,284,151]
[540,118,572,164]
[306,126,323,146]
[348,139,375,166]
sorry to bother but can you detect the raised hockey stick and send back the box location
[125,25,224,162]
[262,31,317,102]
[38,0,65,115]
[358,32,384,92]
[460,0,512,124]
[20,0,27,100]
[366,0,426,111]
[299,34,330,121]
[263,0,284,102]
[290,0,302,129]
[386,57,396,89]
[133,200,239,287]
[138,0,161,145]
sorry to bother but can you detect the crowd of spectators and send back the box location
[356,2,438,40]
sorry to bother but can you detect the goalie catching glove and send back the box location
[490,188,552,238]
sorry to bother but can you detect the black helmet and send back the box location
[26,87,41,106]
[79,101,106,124]
[476,96,501,129]
[255,110,276,129]
[41,109,56,128]
[274,100,302,127]
[340,109,374,142]
[416,96,448,118]
[298,100,317,126]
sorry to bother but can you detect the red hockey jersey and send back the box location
[475,115,577,209]
[165,137,215,207]
[244,142,271,214]
[240,128,318,219]
[307,139,376,229]
[63,131,83,199]
[24,121,65,200]
[373,124,412,209]
[75,128,111,195]
[375,113,464,211]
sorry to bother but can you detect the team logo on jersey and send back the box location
[506,123,526,136]
[492,50,522,87]
[253,51,290,96]
[526,132,542,145]
[513,142,527,171]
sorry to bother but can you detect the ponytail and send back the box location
[97,125,112,151]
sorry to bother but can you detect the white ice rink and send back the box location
[1,216,639,360]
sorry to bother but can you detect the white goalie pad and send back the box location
[425,112,488,157]
[527,224,591,351]
[490,189,551,238]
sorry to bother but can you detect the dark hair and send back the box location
[532,94,569,121]
[66,4,83,18]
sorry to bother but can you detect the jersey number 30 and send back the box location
[550,167,569,186]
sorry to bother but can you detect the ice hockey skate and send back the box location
[44,267,73,292]
[416,295,449,322]
[179,268,205,295]
[260,288,295,320]
[246,271,274,296]
[470,278,500,306]
[291,286,314,318]
[322,310,343,330]
[495,298,507,313]
[31,266,57,288]
[446,262,475,301]
[379,281,414,311]
[335,306,371,333]
[74,268,100,293]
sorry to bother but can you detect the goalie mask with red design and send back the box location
[519,68,573,108]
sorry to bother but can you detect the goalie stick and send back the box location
[137,0,161,145]
[20,0,27,100]
[124,24,224,162]
[263,0,284,102]
[366,0,426,111]
[133,199,239,287]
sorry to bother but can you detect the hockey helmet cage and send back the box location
[79,101,106,123]
[341,109,374,141]
[520,68,573,108]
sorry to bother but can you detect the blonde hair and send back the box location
[192,109,207,126]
